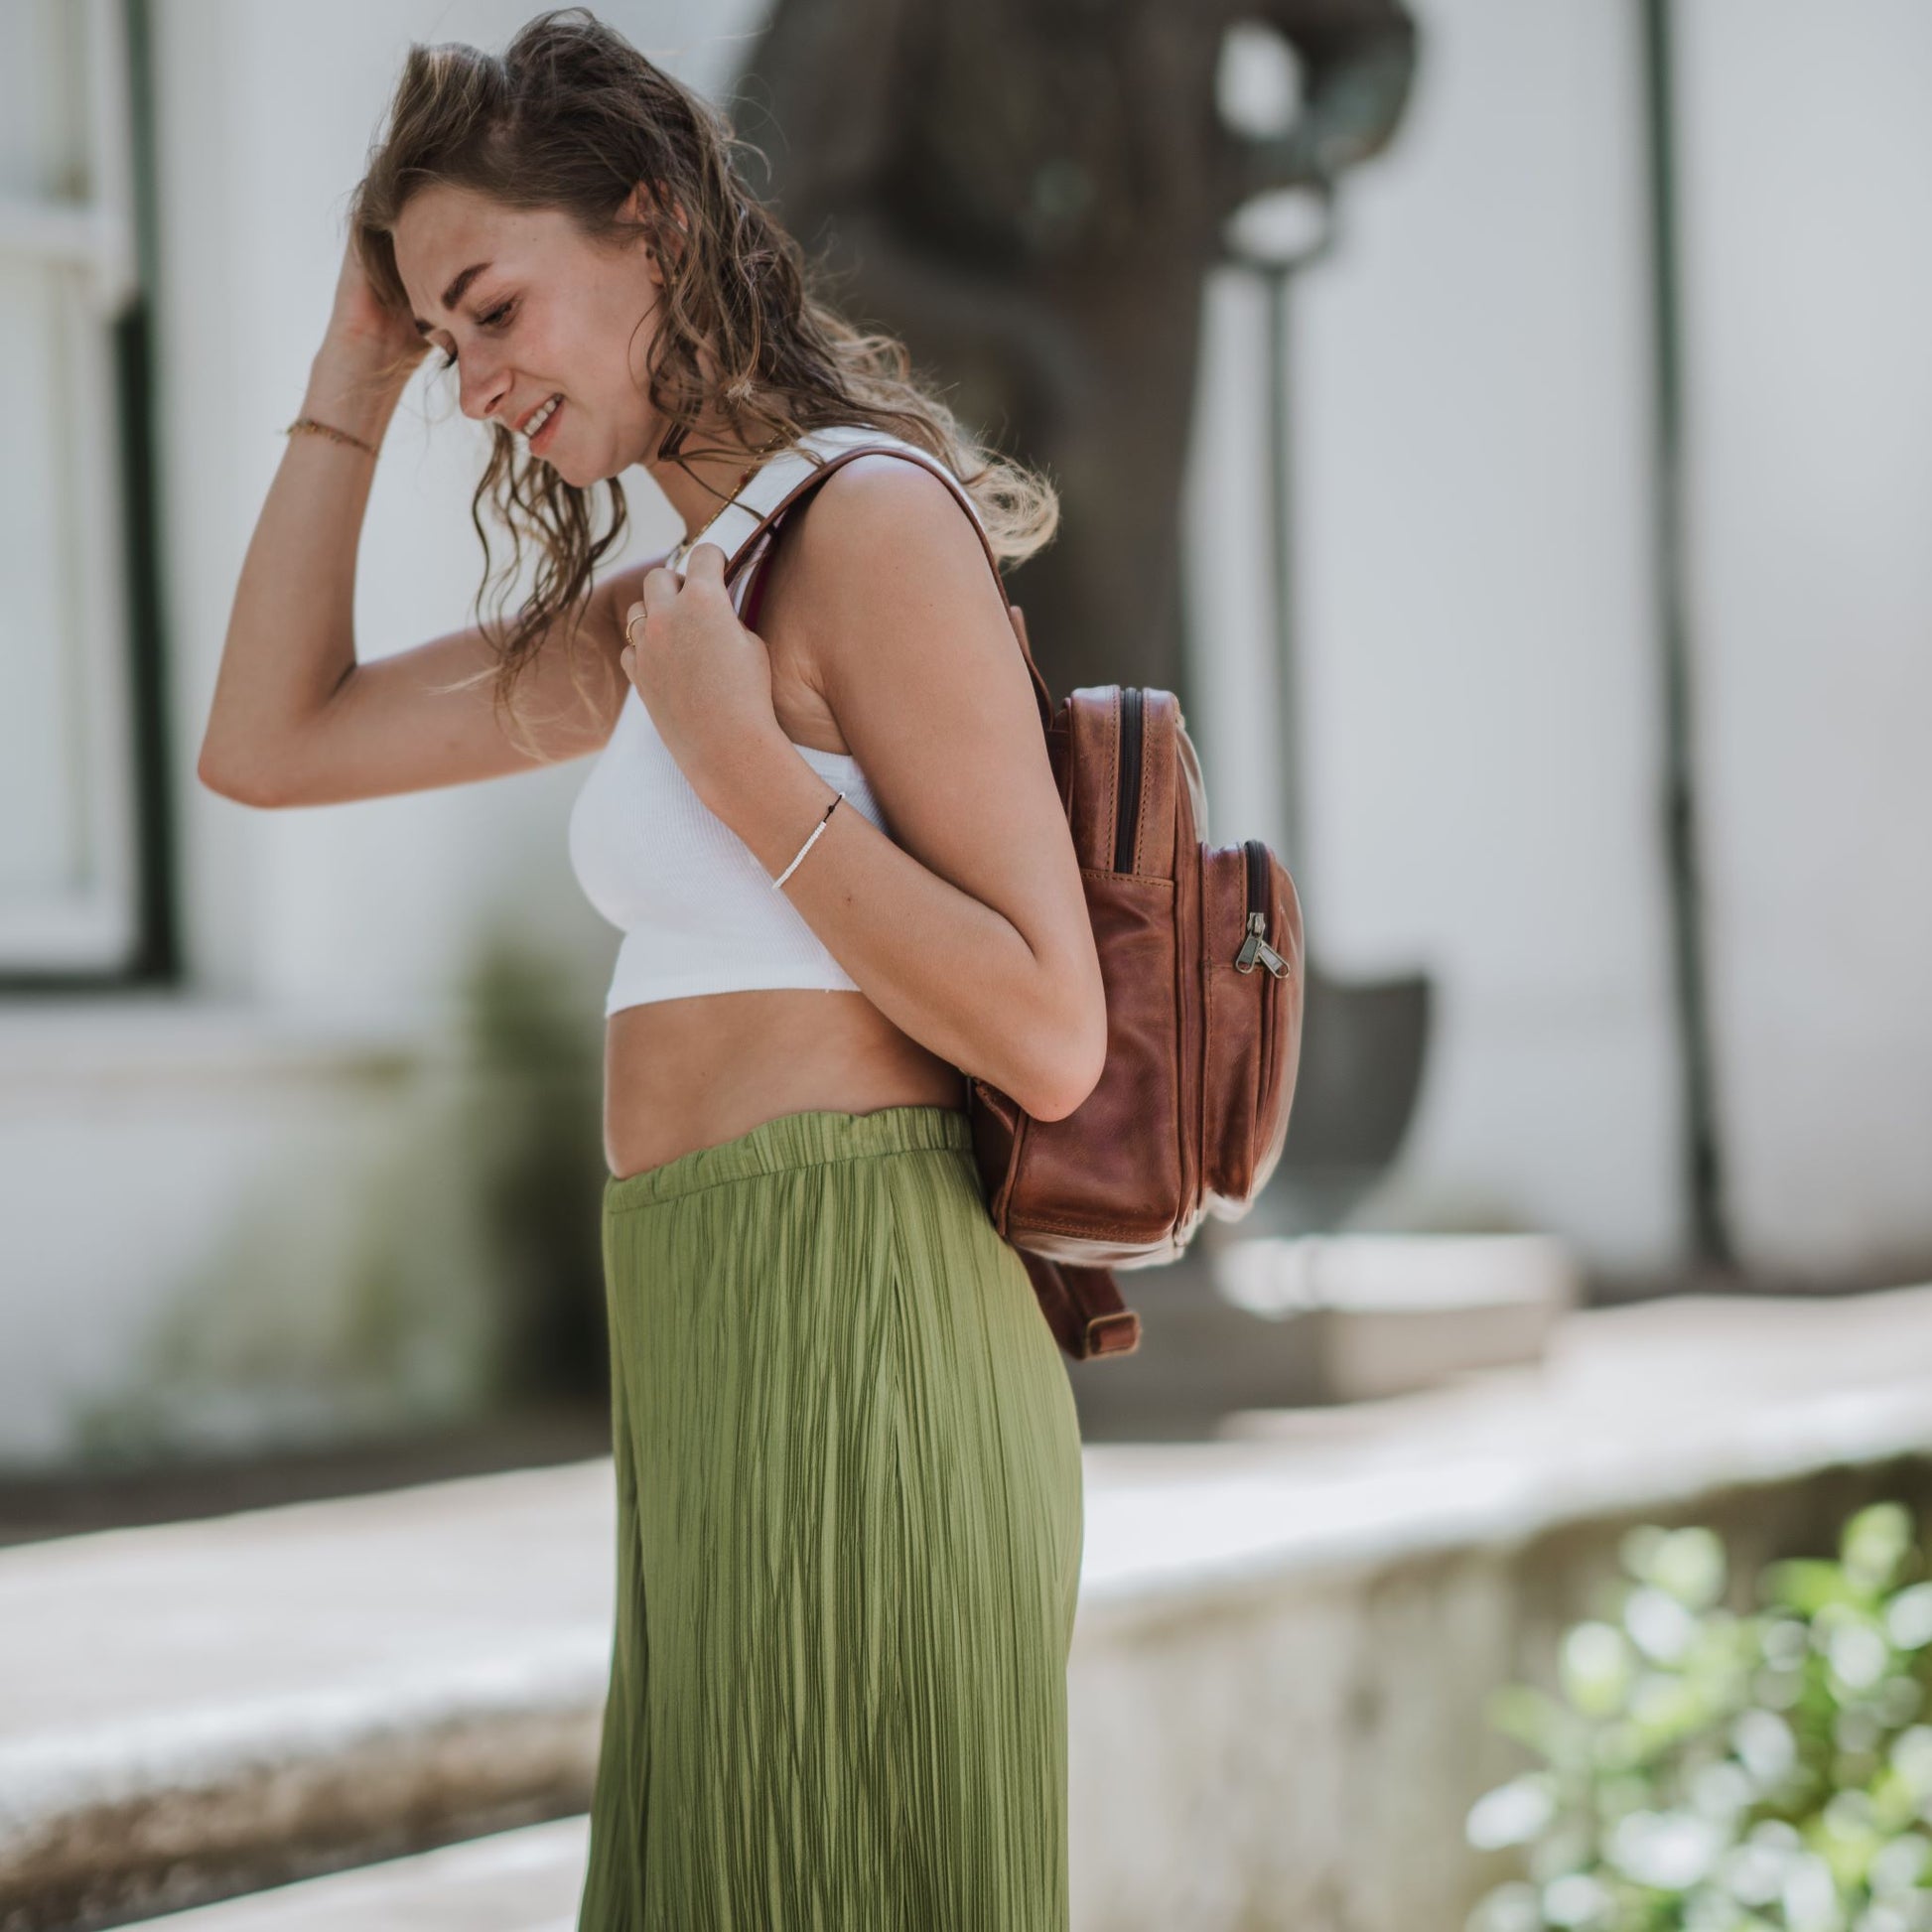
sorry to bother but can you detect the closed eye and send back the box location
[437,299,516,371]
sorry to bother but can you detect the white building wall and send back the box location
[1189,0,1684,1274]
[3,0,1928,1465]
[1673,0,1932,1284]
[1190,0,1932,1287]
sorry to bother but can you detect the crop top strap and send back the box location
[726,442,1056,740]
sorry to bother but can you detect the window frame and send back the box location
[0,0,173,990]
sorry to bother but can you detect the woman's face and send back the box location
[393,182,664,486]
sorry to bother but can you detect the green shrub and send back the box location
[1466,1503,1932,1932]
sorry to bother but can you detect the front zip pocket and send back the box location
[1233,839,1290,977]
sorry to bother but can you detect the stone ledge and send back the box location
[0,1463,614,1927]
[1079,1283,1932,1624]
[7,1713,592,1932]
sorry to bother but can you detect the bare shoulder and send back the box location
[798,446,981,541]
[780,450,1003,626]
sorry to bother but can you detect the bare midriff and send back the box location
[603,987,969,1180]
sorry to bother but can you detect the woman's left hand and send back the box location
[621,542,784,807]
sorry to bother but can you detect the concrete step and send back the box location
[1213,1230,1581,1401]
[135,1816,588,1930]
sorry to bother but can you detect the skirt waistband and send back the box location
[605,1103,974,1212]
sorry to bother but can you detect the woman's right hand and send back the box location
[318,230,428,384]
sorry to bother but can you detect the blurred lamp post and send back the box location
[1212,109,1432,1241]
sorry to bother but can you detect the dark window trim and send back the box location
[0,0,179,1001]
[1640,0,1735,1275]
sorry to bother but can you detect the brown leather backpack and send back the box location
[728,440,1307,1363]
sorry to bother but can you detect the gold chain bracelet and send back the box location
[284,415,379,458]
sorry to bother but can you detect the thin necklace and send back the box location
[667,437,789,569]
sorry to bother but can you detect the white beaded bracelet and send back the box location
[772,790,845,891]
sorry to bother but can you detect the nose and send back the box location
[458,350,512,427]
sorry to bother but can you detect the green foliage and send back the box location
[1466,1505,1932,1932]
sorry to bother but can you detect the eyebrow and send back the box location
[412,261,491,335]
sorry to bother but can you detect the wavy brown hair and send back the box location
[345,5,1058,758]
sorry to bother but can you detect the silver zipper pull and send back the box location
[1234,912,1263,972]
[1234,911,1289,977]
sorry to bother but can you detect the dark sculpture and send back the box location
[732,1,1428,1238]
[731,0,1418,709]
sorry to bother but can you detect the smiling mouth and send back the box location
[522,393,564,442]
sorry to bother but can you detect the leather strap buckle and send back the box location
[1083,1310,1142,1357]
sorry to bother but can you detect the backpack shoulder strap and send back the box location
[718,438,1056,737]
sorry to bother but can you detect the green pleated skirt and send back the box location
[575,1103,1086,1932]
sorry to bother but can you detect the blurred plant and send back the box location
[1466,1502,1932,1932]
[455,928,608,1401]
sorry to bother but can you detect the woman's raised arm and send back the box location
[197,241,651,808]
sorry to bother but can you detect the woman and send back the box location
[197,8,1102,1927]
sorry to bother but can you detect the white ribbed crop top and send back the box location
[567,425,990,1019]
